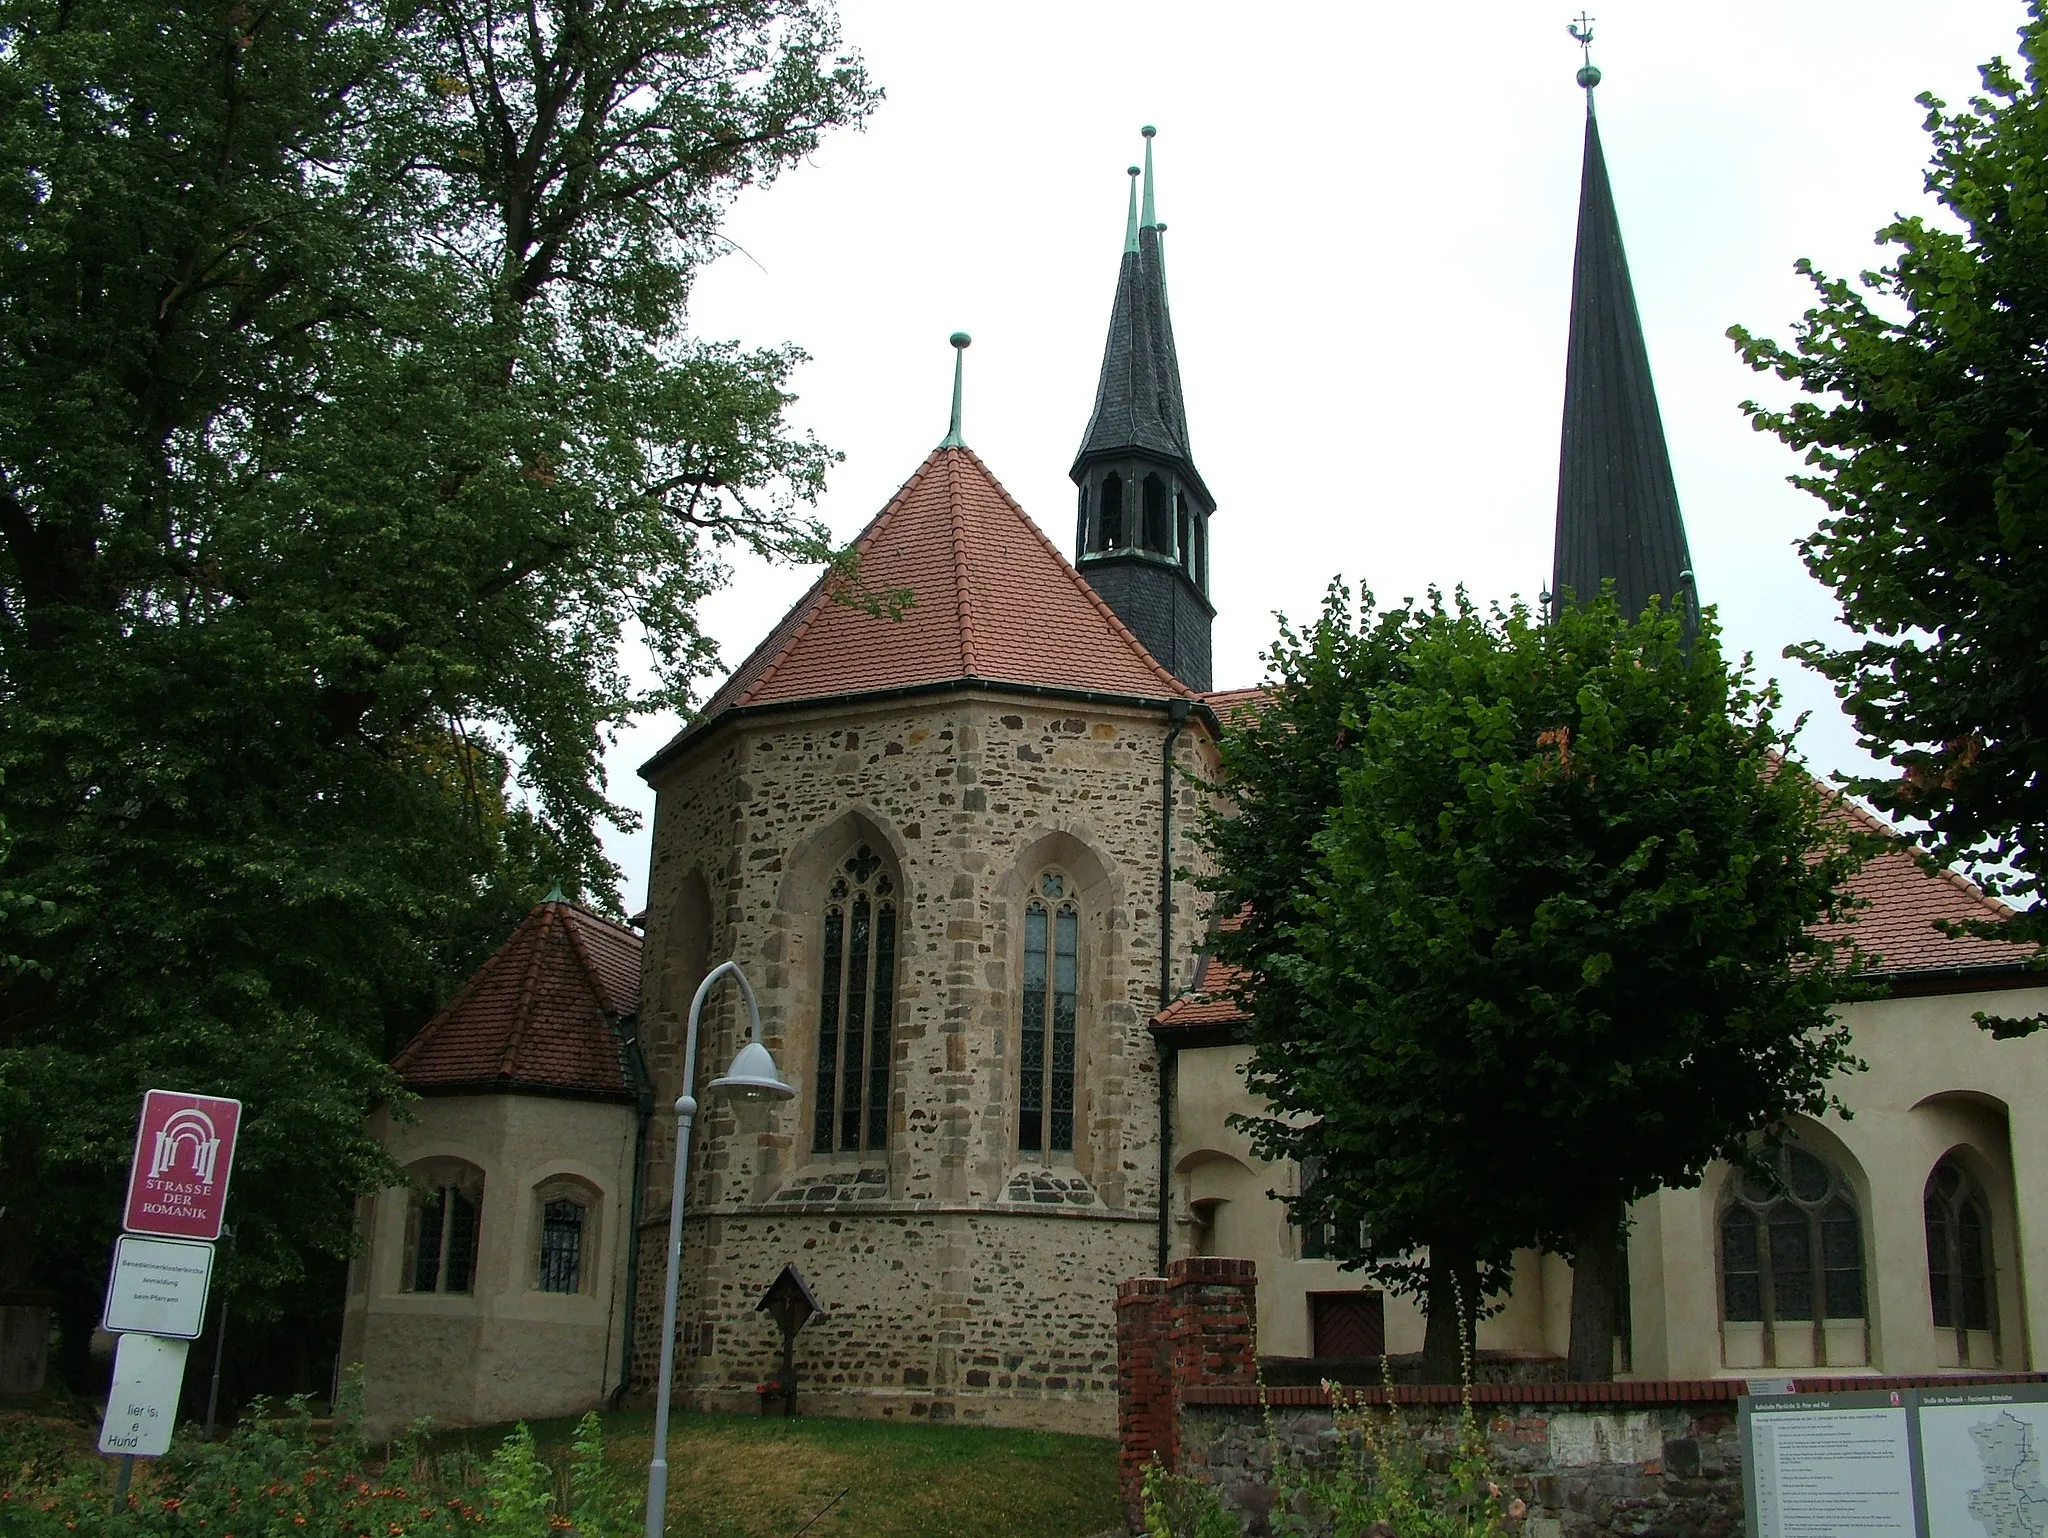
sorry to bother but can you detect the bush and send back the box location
[0,1374,634,1537]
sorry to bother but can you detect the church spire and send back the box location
[1071,125,1216,692]
[1550,34,1696,626]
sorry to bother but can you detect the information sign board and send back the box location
[102,1235,215,1339]
[1744,1389,1916,1538]
[97,1332,190,1457]
[1741,1382,2048,1538]
[122,1089,241,1240]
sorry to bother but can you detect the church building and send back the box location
[344,79,2048,1438]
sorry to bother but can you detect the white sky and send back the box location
[599,0,2027,914]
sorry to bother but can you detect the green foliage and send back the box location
[0,0,877,1359]
[1200,586,1867,1370]
[2,1383,632,1536]
[1730,2,2048,1020]
[1262,1379,1517,1538]
[3,1398,1112,1538]
[1142,1457,1238,1538]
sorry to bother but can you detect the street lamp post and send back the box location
[645,959,793,1538]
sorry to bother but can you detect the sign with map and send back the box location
[1918,1384,2048,1537]
[1742,1382,2048,1538]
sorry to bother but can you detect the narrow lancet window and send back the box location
[1143,474,1171,554]
[813,845,896,1154]
[1100,474,1124,548]
[1175,493,1192,575]
[1020,871,1079,1156]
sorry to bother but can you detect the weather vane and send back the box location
[1568,12,1601,91]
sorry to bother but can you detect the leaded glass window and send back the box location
[406,1163,482,1294]
[1717,1144,1865,1365]
[813,844,896,1154]
[1020,871,1078,1156]
[1926,1155,1997,1353]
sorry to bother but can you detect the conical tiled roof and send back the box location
[644,447,1191,772]
[1552,104,1694,623]
[391,901,641,1099]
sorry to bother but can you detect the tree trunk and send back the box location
[1420,1242,1479,1384]
[1567,1197,1628,1382]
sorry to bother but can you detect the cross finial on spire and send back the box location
[939,331,971,448]
[1568,13,1601,94]
[1140,125,1158,228]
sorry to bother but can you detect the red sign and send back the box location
[122,1090,242,1240]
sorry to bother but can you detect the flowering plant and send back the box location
[754,1381,783,1397]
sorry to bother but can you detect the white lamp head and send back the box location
[709,1039,795,1103]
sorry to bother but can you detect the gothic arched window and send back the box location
[1143,473,1172,555]
[1020,870,1079,1156]
[1175,493,1192,576]
[1926,1154,1998,1365]
[814,844,897,1155]
[1718,1144,1867,1368]
[1099,474,1124,549]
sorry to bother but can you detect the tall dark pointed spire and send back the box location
[1071,126,1216,692]
[1551,42,1696,626]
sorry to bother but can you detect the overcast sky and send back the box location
[598,0,2027,913]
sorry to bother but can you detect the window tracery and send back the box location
[814,844,896,1155]
[1718,1144,1867,1367]
[1020,870,1078,1157]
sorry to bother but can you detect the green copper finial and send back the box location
[1568,13,1601,93]
[1140,125,1157,228]
[1124,165,1141,253]
[543,880,567,903]
[940,331,971,448]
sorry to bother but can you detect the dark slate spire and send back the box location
[1072,126,1216,692]
[1551,63,1696,625]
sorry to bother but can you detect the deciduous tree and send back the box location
[1732,4,2048,1030]
[0,0,875,1381]
[1205,590,1865,1379]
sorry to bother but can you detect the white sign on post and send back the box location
[102,1235,215,1339]
[97,1332,190,1457]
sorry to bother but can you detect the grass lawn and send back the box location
[437,1409,1121,1538]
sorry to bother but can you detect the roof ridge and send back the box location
[946,449,980,676]
[1821,782,2019,924]
[559,901,646,948]
[392,918,521,1073]
[956,446,1190,698]
[555,905,613,1016]
[500,903,555,1079]
[706,449,949,719]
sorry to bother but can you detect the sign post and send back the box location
[96,1089,241,1469]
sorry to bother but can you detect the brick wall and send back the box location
[1113,1257,1259,1527]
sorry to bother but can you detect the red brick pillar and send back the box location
[1168,1256,1258,1390]
[1115,1277,1173,1531]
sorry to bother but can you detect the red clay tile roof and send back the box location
[1818,795,2033,977]
[647,447,1190,769]
[392,902,641,1098]
[1201,686,1270,724]
[1157,798,2035,1032]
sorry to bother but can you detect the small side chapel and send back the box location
[349,96,2048,1440]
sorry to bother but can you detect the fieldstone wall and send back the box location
[632,689,1220,1430]
[1181,1390,1742,1538]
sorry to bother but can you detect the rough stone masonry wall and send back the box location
[1180,1390,1742,1538]
[632,691,1219,1429]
